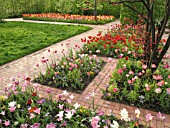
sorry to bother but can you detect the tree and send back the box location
[108,0,170,71]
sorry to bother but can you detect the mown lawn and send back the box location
[0,22,91,65]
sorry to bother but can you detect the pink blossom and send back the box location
[151,64,157,68]
[145,113,154,122]
[46,123,56,128]
[157,80,165,86]
[163,64,169,68]
[31,123,41,128]
[67,99,72,103]
[59,104,64,109]
[138,72,142,76]
[142,65,147,69]
[34,108,41,115]
[45,88,52,93]
[146,87,150,91]
[168,75,170,79]
[118,68,123,74]
[113,88,118,92]
[157,112,166,120]
[118,54,123,58]
[129,70,134,75]
[41,59,47,63]
[4,120,10,126]
[108,58,113,63]
[63,62,67,65]
[91,116,100,128]
[153,75,163,80]
[8,107,16,112]
[128,80,132,84]
[166,88,170,94]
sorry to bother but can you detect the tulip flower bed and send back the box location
[103,58,170,114]
[22,13,115,25]
[81,24,146,60]
[34,51,105,92]
[2,77,166,128]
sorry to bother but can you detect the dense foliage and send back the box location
[0,0,120,18]
[120,0,165,24]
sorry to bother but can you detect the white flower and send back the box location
[8,101,16,107]
[165,82,168,84]
[69,95,74,99]
[89,90,95,97]
[62,90,68,96]
[74,103,80,109]
[145,84,149,88]
[110,120,119,128]
[0,111,5,115]
[126,74,129,77]
[65,111,73,119]
[155,88,162,93]
[30,113,35,119]
[135,108,140,118]
[57,111,64,118]
[128,51,131,54]
[120,108,130,121]
[134,76,138,80]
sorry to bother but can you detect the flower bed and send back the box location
[103,58,170,114]
[1,77,165,128]
[34,50,105,92]
[22,13,115,25]
[80,24,145,60]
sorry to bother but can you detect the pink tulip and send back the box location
[145,113,154,122]
[118,69,123,74]
[113,88,118,92]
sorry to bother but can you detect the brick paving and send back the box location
[0,19,170,128]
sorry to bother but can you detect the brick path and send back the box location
[0,19,170,128]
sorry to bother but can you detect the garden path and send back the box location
[0,18,170,128]
[0,18,119,92]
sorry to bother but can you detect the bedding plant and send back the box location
[22,13,115,25]
[103,58,170,114]
[34,48,104,92]
[0,76,166,128]
[80,23,145,60]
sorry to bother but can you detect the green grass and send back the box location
[0,22,91,66]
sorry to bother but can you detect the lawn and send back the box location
[0,22,91,66]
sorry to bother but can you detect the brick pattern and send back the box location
[0,19,170,128]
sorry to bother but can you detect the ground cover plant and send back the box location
[0,22,91,66]
[22,13,115,25]
[0,76,166,128]
[34,49,104,92]
[81,23,144,60]
[103,58,170,114]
